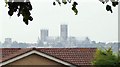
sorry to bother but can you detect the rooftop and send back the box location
[0,48,96,66]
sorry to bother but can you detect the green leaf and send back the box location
[72,6,78,15]
[62,0,67,4]
[72,2,78,15]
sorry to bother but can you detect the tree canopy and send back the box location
[92,48,120,67]
[4,0,119,25]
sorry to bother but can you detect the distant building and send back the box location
[3,38,12,48]
[37,24,96,48]
[82,37,91,44]
[41,29,48,41]
[4,38,12,44]
[60,24,68,41]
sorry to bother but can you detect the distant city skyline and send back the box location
[0,24,118,44]
[0,0,118,43]
[0,24,119,53]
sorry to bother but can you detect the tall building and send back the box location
[4,38,12,44]
[41,29,48,41]
[60,24,68,41]
[3,38,12,48]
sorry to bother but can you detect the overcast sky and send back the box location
[0,0,118,43]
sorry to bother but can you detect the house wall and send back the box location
[3,54,66,66]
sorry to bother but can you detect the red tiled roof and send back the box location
[0,48,96,66]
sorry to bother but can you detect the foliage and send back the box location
[92,48,120,67]
[5,0,33,25]
[99,0,119,13]
[4,0,119,25]
[53,0,78,15]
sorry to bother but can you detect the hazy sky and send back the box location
[0,0,118,43]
